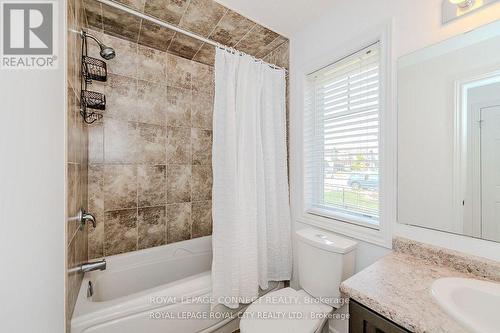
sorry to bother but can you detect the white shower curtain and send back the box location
[211,48,292,309]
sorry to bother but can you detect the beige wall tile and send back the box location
[143,0,189,25]
[74,224,89,266]
[136,123,166,164]
[167,126,191,164]
[67,87,79,164]
[166,54,192,89]
[191,92,213,129]
[104,118,139,163]
[83,0,103,31]
[67,163,80,244]
[68,0,90,323]
[136,80,167,125]
[192,200,212,238]
[192,43,215,66]
[102,3,141,42]
[67,3,78,92]
[191,62,214,94]
[209,10,255,47]
[235,25,279,57]
[167,203,191,243]
[104,74,138,121]
[167,164,191,203]
[168,33,204,60]
[114,0,145,12]
[191,164,212,201]
[102,34,138,77]
[88,164,104,259]
[138,206,166,249]
[166,86,191,127]
[137,45,167,83]
[88,219,104,259]
[66,236,83,321]
[138,165,166,207]
[84,0,289,63]
[88,123,104,164]
[138,20,175,52]
[104,209,138,255]
[191,128,211,165]
[179,0,226,37]
[256,36,287,59]
[104,164,137,210]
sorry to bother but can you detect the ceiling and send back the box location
[214,0,337,37]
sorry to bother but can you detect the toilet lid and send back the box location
[240,288,332,333]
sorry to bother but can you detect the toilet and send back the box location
[240,228,357,333]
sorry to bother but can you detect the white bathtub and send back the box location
[71,236,281,333]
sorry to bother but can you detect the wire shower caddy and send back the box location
[79,32,108,124]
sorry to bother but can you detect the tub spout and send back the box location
[81,259,106,273]
[69,259,106,274]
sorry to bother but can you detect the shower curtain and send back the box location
[211,48,292,309]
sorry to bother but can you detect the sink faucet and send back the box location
[69,259,106,274]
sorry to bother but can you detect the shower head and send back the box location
[99,46,116,60]
[81,30,116,60]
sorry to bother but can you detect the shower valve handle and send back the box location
[79,208,96,229]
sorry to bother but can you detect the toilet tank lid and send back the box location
[296,228,357,253]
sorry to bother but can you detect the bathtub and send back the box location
[71,236,281,333]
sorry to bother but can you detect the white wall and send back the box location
[0,2,66,332]
[290,0,500,264]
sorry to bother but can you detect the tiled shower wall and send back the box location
[86,31,214,258]
[67,0,89,325]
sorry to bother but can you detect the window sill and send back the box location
[297,211,392,248]
[307,207,380,230]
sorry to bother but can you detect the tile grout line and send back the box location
[260,39,288,63]
[177,0,193,30]
[98,2,104,31]
[136,19,143,45]
[192,8,229,60]
[233,23,257,48]
[167,0,193,54]
[166,32,176,52]
[255,35,282,59]
[100,99,106,257]
[136,160,139,251]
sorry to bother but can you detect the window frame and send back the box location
[291,22,394,248]
[305,41,382,229]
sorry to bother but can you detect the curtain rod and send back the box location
[96,0,288,73]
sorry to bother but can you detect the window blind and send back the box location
[304,42,380,226]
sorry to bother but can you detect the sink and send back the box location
[431,277,500,333]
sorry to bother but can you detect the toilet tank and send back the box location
[296,228,357,307]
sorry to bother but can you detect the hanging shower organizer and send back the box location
[79,33,107,124]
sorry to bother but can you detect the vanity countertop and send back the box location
[340,237,500,333]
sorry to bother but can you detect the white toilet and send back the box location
[239,228,357,333]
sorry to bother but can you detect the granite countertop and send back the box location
[340,238,500,333]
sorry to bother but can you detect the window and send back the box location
[304,42,380,228]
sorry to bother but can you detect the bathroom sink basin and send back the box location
[431,277,500,333]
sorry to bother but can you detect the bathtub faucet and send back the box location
[69,259,106,274]
[81,259,106,273]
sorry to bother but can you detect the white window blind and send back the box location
[304,42,380,227]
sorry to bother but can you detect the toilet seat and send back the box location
[239,288,332,333]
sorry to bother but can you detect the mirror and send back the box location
[397,20,500,242]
